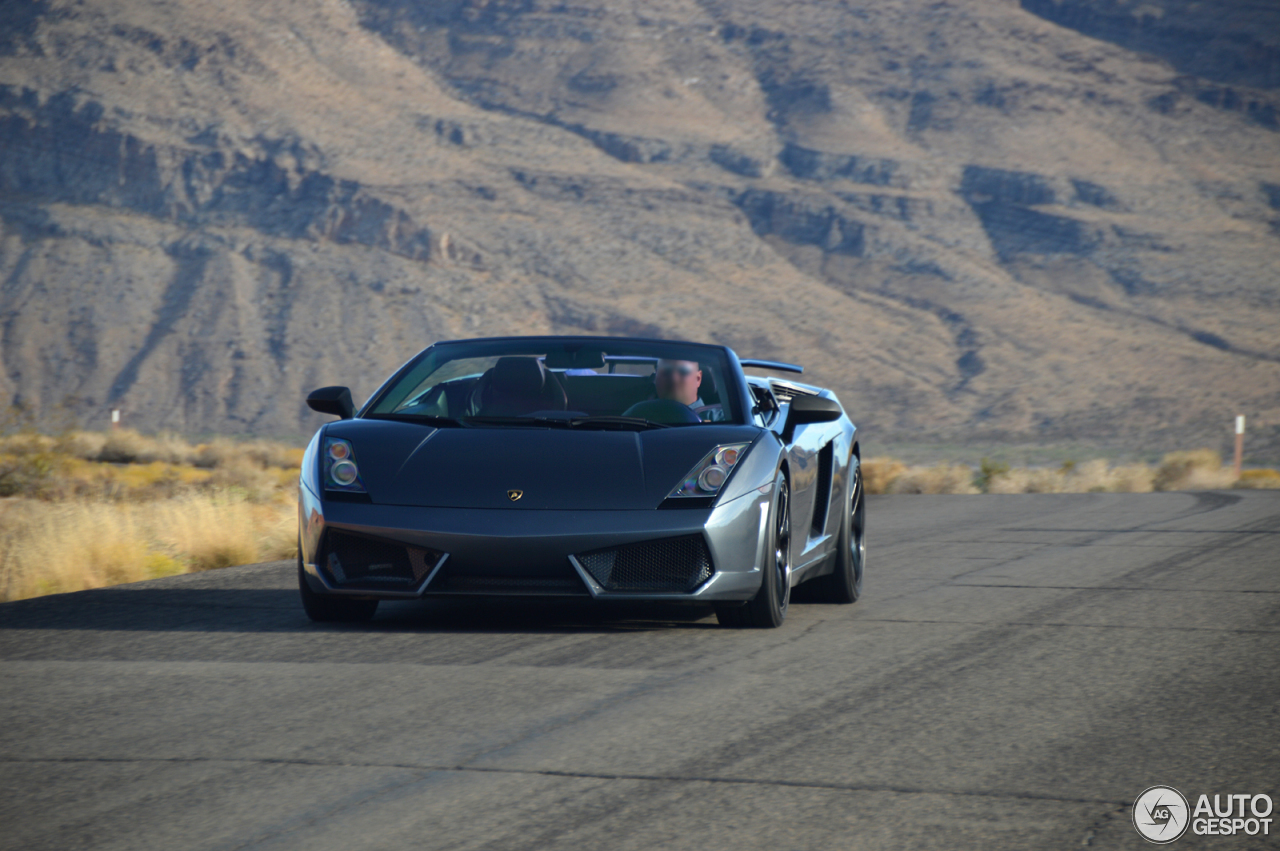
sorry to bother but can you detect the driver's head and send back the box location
[655,359,702,406]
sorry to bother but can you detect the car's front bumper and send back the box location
[299,485,772,603]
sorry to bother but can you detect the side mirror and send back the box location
[782,395,841,441]
[307,386,355,420]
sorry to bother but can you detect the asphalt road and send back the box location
[1,492,1277,850]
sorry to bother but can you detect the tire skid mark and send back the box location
[0,754,1127,806]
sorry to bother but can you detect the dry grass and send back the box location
[987,459,1158,494]
[0,496,296,601]
[0,429,303,601]
[864,448,1258,495]
[0,429,303,472]
[150,496,297,572]
[1235,469,1280,489]
[1,426,1271,600]
[0,430,301,502]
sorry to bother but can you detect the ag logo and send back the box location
[507,489,523,502]
[1134,786,1190,844]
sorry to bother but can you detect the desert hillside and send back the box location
[1,0,1277,456]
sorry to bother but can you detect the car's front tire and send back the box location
[297,549,379,623]
[716,471,790,628]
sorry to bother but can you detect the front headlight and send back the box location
[668,443,750,499]
[324,438,366,493]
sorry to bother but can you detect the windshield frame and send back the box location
[360,336,750,427]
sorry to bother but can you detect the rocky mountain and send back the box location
[1,0,1278,457]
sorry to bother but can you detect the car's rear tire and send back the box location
[716,472,790,628]
[811,459,864,604]
[298,550,379,623]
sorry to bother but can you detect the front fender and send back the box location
[716,430,784,506]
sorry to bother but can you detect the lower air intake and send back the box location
[323,530,440,588]
[577,535,714,593]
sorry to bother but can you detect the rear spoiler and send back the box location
[739,358,804,374]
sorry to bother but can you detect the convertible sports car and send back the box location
[297,336,864,628]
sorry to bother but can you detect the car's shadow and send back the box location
[0,586,736,634]
[376,595,724,632]
[0,584,836,634]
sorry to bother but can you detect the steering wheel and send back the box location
[691,404,724,422]
[622,399,701,424]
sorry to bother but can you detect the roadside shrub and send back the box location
[243,441,304,470]
[1106,463,1157,493]
[193,438,238,469]
[195,438,304,471]
[1153,449,1236,491]
[96,430,196,465]
[0,433,57,456]
[95,429,151,463]
[887,464,978,495]
[974,458,1010,493]
[1059,459,1156,493]
[140,432,197,465]
[861,457,906,494]
[0,452,63,497]
[96,430,145,463]
[54,431,109,461]
[987,467,1066,494]
[193,438,298,470]
[1062,459,1110,492]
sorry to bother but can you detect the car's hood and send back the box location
[324,419,762,510]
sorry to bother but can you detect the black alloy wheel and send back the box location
[812,459,865,604]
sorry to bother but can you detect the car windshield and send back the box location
[365,339,744,427]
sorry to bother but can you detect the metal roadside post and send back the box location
[1234,414,1245,479]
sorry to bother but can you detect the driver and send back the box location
[654,359,724,421]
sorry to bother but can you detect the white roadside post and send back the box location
[1234,414,1245,479]
[111,409,120,431]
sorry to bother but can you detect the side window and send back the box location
[750,385,780,428]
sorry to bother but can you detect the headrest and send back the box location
[490,357,546,392]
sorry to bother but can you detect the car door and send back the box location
[774,393,843,571]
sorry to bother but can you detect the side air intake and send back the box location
[321,530,442,590]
